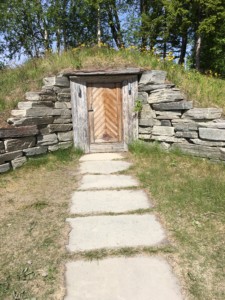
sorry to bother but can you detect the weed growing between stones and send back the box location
[128,141,225,300]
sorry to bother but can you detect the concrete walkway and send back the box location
[64,153,183,300]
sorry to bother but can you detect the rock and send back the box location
[139,134,151,140]
[0,163,10,173]
[53,117,72,124]
[55,102,72,109]
[190,139,225,147]
[60,109,72,117]
[48,142,72,151]
[172,119,198,131]
[57,93,71,102]
[37,134,58,146]
[48,124,73,133]
[220,148,225,160]
[140,104,156,119]
[198,121,225,129]
[38,125,51,135]
[4,137,36,152]
[139,70,167,85]
[160,120,171,127]
[137,92,148,104]
[199,128,225,141]
[182,108,222,120]
[138,127,152,134]
[0,141,5,154]
[7,116,54,126]
[23,146,48,156]
[139,84,174,92]
[152,101,193,111]
[152,126,174,136]
[0,150,23,164]
[11,108,71,118]
[0,126,38,138]
[151,135,176,143]
[171,143,221,160]
[155,111,182,120]
[139,118,160,126]
[58,131,73,142]
[175,131,198,139]
[25,91,57,101]
[11,156,27,170]
[18,101,54,109]
[43,76,70,87]
[148,89,184,104]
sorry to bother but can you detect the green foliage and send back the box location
[134,99,143,113]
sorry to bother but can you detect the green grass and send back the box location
[1,47,225,113]
[129,141,225,300]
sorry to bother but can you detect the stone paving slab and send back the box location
[64,256,183,300]
[78,174,139,190]
[80,153,125,161]
[66,214,167,252]
[79,160,132,174]
[70,190,152,214]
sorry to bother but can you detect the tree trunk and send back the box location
[56,29,61,54]
[178,32,188,64]
[97,5,101,46]
[140,0,148,50]
[195,34,202,71]
[107,1,124,49]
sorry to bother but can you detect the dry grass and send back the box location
[0,148,81,299]
[128,141,225,300]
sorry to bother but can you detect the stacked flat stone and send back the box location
[138,70,225,161]
[0,75,73,173]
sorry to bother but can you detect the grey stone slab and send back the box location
[48,124,73,133]
[190,138,225,147]
[139,134,151,140]
[139,70,167,85]
[138,126,152,134]
[152,126,174,136]
[79,161,131,174]
[0,163,10,173]
[23,146,48,156]
[37,134,58,146]
[80,153,125,161]
[7,116,54,126]
[78,175,139,190]
[18,101,54,109]
[54,102,72,109]
[138,92,148,104]
[58,131,73,142]
[66,214,166,252]
[139,118,160,126]
[175,131,198,139]
[199,128,225,141]
[53,117,72,124]
[70,190,152,214]
[148,89,184,104]
[156,111,182,120]
[0,141,5,154]
[43,76,70,87]
[48,142,72,152]
[11,156,27,170]
[139,84,174,92]
[182,108,222,120]
[65,256,183,300]
[140,104,156,119]
[160,120,172,126]
[152,100,193,111]
[4,137,36,152]
[0,150,23,164]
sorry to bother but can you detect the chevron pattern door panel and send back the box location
[87,83,122,144]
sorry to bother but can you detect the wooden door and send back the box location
[87,83,122,144]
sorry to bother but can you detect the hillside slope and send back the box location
[1,47,225,126]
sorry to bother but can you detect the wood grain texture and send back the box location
[71,81,89,152]
[88,83,122,144]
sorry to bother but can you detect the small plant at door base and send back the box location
[134,99,143,113]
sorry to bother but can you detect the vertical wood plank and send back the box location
[71,81,89,153]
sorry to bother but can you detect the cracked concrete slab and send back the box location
[65,256,183,300]
[80,153,125,161]
[78,175,139,190]
[66,214,167,252]
[70,190,152,214]
[79,160,132,174]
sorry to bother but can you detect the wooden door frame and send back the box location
[70,74,139,153]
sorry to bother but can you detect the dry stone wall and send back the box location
[138,71,225,162]
[0,74,73,173]
[1,69,225,174]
